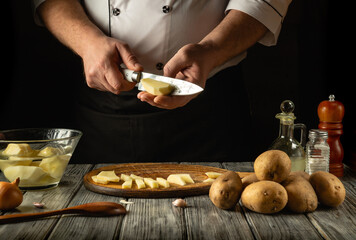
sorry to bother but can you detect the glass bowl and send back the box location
[0,128,82,190]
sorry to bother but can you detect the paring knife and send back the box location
[122,68,204,96]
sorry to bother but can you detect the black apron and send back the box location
[72,65,252,163]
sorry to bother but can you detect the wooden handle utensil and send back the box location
[0,202,126,224]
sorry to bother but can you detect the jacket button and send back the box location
[162,5,171,13]
[156,62,164,70]
[113,8,120,16]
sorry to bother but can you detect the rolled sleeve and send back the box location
[226,0,292,46]
[32,0,47,26]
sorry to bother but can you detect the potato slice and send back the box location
[121,174,132,181]
[130,174,143,180]
[144,178,159,189]
[176,174,194,183]
[122,179,133,189]
[156,177,170,188]
[92,175,109,184]
[203,178,215,183]
[97,170,120,182]
[167,174,186,186]
[205,172,222,179]
[135,178,146,189]
[141,78,174,96]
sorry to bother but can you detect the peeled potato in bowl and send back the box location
[0,128,82,189]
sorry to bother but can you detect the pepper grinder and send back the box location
[318,94,345,177]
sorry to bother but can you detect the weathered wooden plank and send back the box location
[306,200,356,240]
[115,162,224,239]
[223,161,323,240]
[242,208,323,240]
[340,165,356,208]
[47,185,126,239]
[117,197,186,240]
[222,161,254,172]
[184,195,254,240]
[182,162,254,239]
[0,164,93,240]
[305,166,356,240]
[46,163,126,239]
[110,162,186,239]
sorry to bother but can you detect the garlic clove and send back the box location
[172,198,187,207]
[33,202,45,208]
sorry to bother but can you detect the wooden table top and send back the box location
[0,162,355,240]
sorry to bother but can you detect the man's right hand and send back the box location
[38,0,143,95]
[81,36,143,94]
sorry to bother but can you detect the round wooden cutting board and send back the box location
[83,163,251,198]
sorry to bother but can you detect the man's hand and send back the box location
[81,36,143,94]
[38,0,143,95]
[137,10,267,110]
[137,44,213,109]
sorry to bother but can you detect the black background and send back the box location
[4,1,354,164]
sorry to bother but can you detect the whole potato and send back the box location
[309,171,346,207]
[254,150,291,183]
[282,175,318,213]
[241,180,288,214]
[209,171,242,210]
[242,173,259,189]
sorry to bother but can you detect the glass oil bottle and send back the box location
[270,100,307,171]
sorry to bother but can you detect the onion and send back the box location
[0,178,23,210]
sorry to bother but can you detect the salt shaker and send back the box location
[306,129,330,174]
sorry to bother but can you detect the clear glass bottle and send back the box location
[270,100,307,171]
[306,129,330,174]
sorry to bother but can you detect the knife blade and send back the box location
[122,68,204,96]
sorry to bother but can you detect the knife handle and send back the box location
[122,68,141,83]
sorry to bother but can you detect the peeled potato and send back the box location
[2,143,36,157]
[141,78,174,96]
[4,165,47,184]
[38,146,63,157]
[39,155,70,178]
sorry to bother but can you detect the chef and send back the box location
[32,0,292,163]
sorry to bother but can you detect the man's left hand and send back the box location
[137,43,214,109]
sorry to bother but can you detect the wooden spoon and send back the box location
[0,202,126,224]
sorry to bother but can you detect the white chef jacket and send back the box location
[33,0,292,77]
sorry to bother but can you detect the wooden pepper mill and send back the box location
[318,94,345,177]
